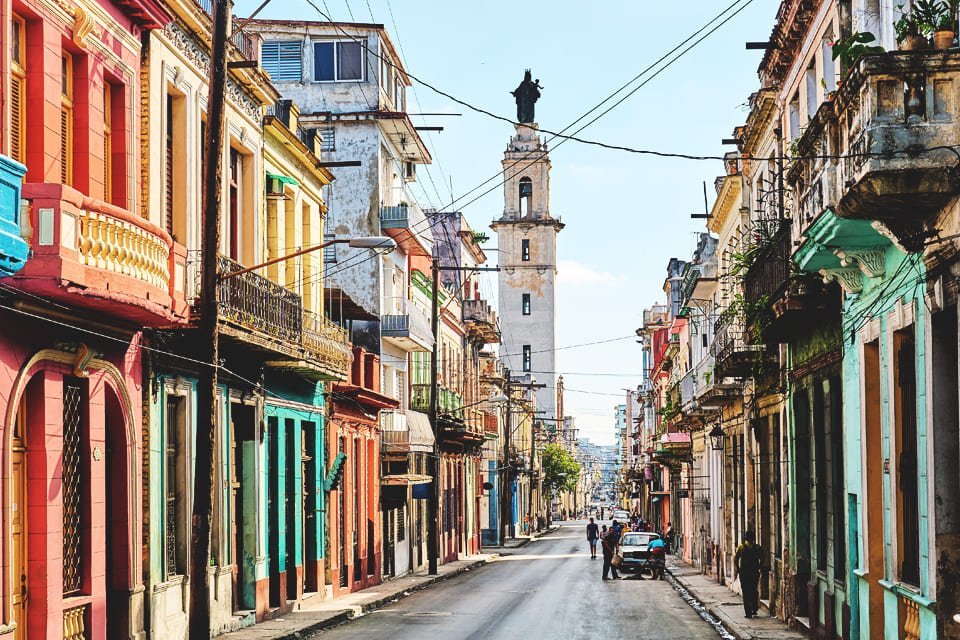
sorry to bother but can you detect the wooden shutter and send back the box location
[103,84,113,203]
[10,17,26,164]
[165,95,174,236]
[60,54,73,186]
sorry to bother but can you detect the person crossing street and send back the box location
[586,518,600,559]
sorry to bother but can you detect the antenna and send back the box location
[691,181,711,219]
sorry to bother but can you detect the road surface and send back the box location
[313,521,724,639]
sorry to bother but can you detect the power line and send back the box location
[295,0,762,291]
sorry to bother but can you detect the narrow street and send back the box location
[312,522,721,639]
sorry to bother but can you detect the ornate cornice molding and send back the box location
[820,267,863,294]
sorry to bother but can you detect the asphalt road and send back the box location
[312,521,723,640]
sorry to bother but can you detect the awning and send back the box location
[266,171,299,186]
[405,409,435,451]
[381,473,433,486]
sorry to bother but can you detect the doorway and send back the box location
[105,388,130,638]
[11,390,29,640]
[863,339,884,637]
[231,403,255,610]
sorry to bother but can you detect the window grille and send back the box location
[397,504,406,542]
[62,381,83,596]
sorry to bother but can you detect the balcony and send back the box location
[379,203,430,256]
[0,155,28,277]
[381,299,433,351]
[191,253,351,380]
[463,298,500,344]
[710,312,764,379]
[12,183,187,325]
[380,409,434,454]
[743,223,834,344]
[410,383,484,449]
[794,51,960,251]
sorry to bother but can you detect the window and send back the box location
[165,394,187,577]
[165,94,175,237]
[522,344,531,372]
[522,293,531,315]
[521,239,530,262]
[61,53,74,185]
[894,328,920,585]
[228,149,240,260]
[103,83,113,204]
[313,41,364,82]
[11,16,26,164]
[261,40,302,82]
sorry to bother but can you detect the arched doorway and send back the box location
[4,353,140,640]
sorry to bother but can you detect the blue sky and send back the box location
[237,0,779,444]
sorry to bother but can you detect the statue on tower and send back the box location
[511,70,542,124]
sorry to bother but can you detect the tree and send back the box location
[540,443,581,500]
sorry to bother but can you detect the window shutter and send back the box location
[10,74,24,163]
[60,108,72,185]
[165,95,174,236]
[262,40,302,82]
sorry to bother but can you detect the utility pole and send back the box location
[499,369,511,546]
[189,0,228,635]
[427,259,440,575]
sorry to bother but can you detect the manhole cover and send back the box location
[402,611,453,617]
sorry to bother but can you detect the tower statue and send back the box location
[511,70,543,124]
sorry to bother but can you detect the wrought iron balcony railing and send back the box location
[216,254,303,342]
[186,253,351,377]
[744,223,791,307]
[710,312,762,379]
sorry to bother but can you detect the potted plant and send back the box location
[831,31,886,68]
[934,0,958,48]
[896,10,928,50]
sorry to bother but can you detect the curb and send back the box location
[665,565,801,640]
[266,557,493,639]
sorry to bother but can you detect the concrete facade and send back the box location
[492,124,563,423]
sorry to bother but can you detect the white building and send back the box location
[492,120,563,421]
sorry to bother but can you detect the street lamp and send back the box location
[709,424,725,451]
[219,235,396,280]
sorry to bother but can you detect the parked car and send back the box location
[612,509,631,522]
[619,532,662,574]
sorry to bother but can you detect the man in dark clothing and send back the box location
[665,522,676,554]
[600,525,620,580]
[586,518,600,558]
[735,530,762,618]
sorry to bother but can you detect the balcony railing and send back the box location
[380,204,411,228]
[711,312,763,379]
[744,223,791,307]
[381,299,433,351]
[411,384,463,417]
[186,253,352,378]
[15,183,186,325]
[303,309,352,375]
[216,254,303,343]
[791,51,960,251]
[463,298,500,344]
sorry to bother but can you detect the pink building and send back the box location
[0,0,175,636]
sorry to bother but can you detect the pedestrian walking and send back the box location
[586,518,599,558]
[735,530,762,618]
[665,522,675,554]
[600,525,620,580]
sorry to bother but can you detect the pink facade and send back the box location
[0,316,146,638]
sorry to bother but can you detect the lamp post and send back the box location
[709,424,725,451]
[219,236,396,281]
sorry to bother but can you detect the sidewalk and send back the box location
[667,557,806,640]
[220,554,493,640]
[487,524,561,549]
